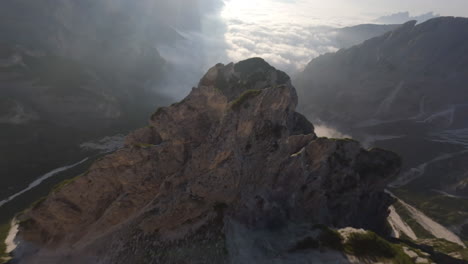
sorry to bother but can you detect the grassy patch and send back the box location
[289,225,343,253]
[344,231,414,264]
[134,143,156,149]
[30,196,47,210]
[430,238,464,254]
[403,238,468,261]
[51,177,77,193]
[230,89,262,110]
[460,247,468,260]
[393,188,468,227]
[314,225,344,250]
[50,170,91,195]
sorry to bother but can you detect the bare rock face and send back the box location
[14,58,401,264]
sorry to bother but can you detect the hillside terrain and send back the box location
[296,16,468,255]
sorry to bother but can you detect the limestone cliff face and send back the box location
[14,58,401,264]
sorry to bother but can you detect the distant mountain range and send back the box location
[375,11,439,24]
[297,17,468,246]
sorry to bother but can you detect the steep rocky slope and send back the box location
[10,59,402,263]
[296,17,468,243]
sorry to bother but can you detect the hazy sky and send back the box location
[216,0,468,72]
[222,0,468,23]
[160,0,468,98]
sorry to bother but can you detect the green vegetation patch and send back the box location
[230,89,262,110]
[344,231,414,264]
[420,238,468,260]
[51,177,77,193]
[50,171,89,194]
[314,224,344,250]
[30,196,47,210]
[132,143,157,149]
[431,238,464,254]
[394,188,468,227]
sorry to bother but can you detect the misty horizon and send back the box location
[1,1,468,263]
[157,0,468,99]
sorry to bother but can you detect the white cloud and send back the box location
[156,0,468,100]
[219,0,468,75]
[220,0,377,74]
[224,19,347,74]
[314,124,351,139]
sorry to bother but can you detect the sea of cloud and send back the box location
[219,0,446,74]
[156,0,447,100]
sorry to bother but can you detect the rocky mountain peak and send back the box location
[199,57,291,100]
[14,58,400,264]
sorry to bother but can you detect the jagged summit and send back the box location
[14,59,400,264]
[199,58,291,101]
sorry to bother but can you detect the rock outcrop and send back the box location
[14,58,401,264]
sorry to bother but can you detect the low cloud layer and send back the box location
[154,0,464,100]
[224,21,340,73]
[314,124,351,139]
[217,0,466,76]
[222,20,401,74]
[220,0,373,74]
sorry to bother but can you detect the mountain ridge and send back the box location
[296,16,468,258]
[11,58,402,264]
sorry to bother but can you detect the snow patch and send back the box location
[387,205,417,240]
[5,218,18,254]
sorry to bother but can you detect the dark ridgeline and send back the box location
[296,16,468,241]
